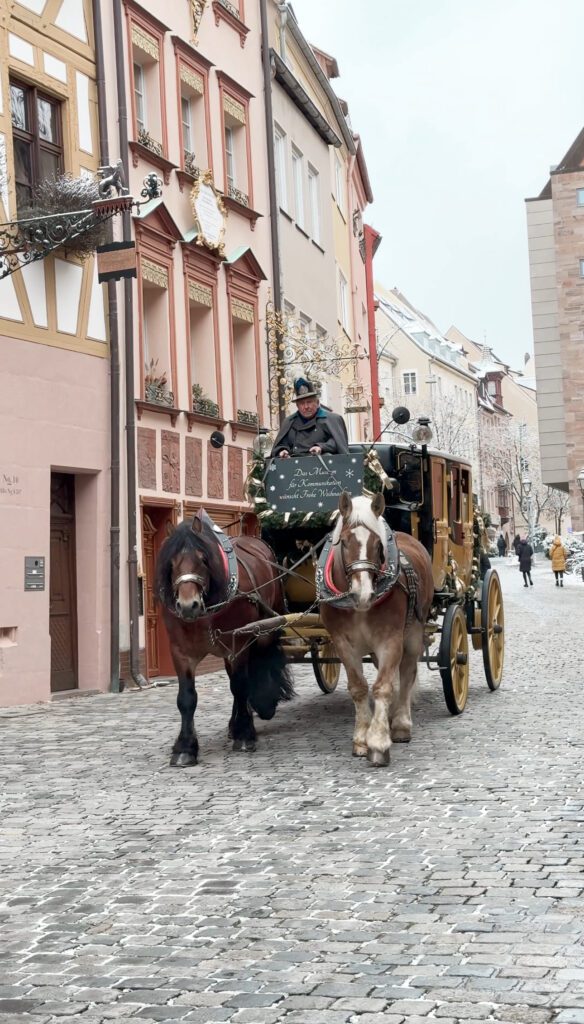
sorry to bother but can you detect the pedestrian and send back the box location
[513,534,521,556]
[518,537,534,587]
[550,535,567,587]
[271,378,350,459]
[497,533,506,558]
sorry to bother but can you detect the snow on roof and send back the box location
[376,290,473,374]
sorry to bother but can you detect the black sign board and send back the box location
[265,454,364,514]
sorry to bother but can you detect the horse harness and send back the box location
[173,524,239,613]
[316,519,420,625]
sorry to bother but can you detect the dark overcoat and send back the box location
[271,408,350,457]
[518,541,533,573]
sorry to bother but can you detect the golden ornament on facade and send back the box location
[180,65,204,95]
[188,281,213,306]
[231,298,254,324]
[131,25,159,60]
[141,258,168,289]
[191,0,207,41]
[265,300,369,419]
[223,94,246,125]
[189,170,226,257]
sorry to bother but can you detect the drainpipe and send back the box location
[113,0,147,690]
[260,0,286,422]
[364,224,381,439]
[93,0,120,693]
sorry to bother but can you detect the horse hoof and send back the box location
[367,748,390,767]
[232,739,257,753]
[352,743,367,757]
[170,751,198,767]
[391,729,411,744]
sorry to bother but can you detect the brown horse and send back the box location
[320,492,434,766]
[156,510,293,766]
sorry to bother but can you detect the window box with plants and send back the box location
[192,383,219,418]
[144,359,174,406]
[237,409,259,427]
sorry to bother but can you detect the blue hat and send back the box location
[292,377,319,401]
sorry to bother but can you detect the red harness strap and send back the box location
[324,546,342,596]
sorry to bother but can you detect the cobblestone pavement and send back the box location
[1,559,584,1024]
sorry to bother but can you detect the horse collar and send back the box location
[211,526,239,605]
[316,520,401,609]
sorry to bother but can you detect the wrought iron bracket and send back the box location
[0,171,163,281]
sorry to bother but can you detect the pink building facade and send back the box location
[0,1,110,707]
[100,0,273,681]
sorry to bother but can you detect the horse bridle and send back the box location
[337,524,387,581]
[173,572,207,607]
[342,555,383,579]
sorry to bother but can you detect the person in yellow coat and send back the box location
[550,535,567,587]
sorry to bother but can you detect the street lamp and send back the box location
[521,473,535,545]
[577,468,584,526]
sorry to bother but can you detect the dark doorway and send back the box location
[50,473,78,692]
[142,505,176,678]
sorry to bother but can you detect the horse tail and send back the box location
[247,635,295,721]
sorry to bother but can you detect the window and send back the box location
[189,280,217,410]
[338,269,349,331]
[10,81,63,212]
[134,62,146,131]
[308,165,320,244]
[299,312,311,339]
[181,96,192,157]
[580,259,584,277]
[130,18,165,155]
[274,126,287,210]
[578,189,584,206]
[222,83,251,205]
[174,42,211,176]
[224,126,235,188]
[403,371,417,396]
[142,270,172,401]
[292,146,304,228]
[334,152,344,215]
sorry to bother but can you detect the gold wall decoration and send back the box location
[265,301,368,420]
[180,65,204,95]
[141,258,168,289]
[189,281,213,306]
[191,0,207,40]
[189,169,226,258]
[223,94,246,125]
[132,25,159,61]
[231,298,254,324]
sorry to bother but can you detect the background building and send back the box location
[375,286,479,481]
[525,129,584,530]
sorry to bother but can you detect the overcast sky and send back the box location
[290,0,584,370]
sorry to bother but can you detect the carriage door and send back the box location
[50,473,78,693]
[460,468,473,585]
[142,507,175,679]
[431,459,448,590]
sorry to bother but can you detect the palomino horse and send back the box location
[155,510,294,766]
[320,492,434,766]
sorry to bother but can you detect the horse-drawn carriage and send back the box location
[158,408,504,767]
[253,410,504,718]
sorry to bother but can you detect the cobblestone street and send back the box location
[1,559,583,1024]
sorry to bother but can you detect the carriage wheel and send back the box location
[481,569,504,690]
[439,605,469,715]
[311,642,340,694]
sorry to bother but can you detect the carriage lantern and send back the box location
[412,416,433,445]
[252,428,273,458]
